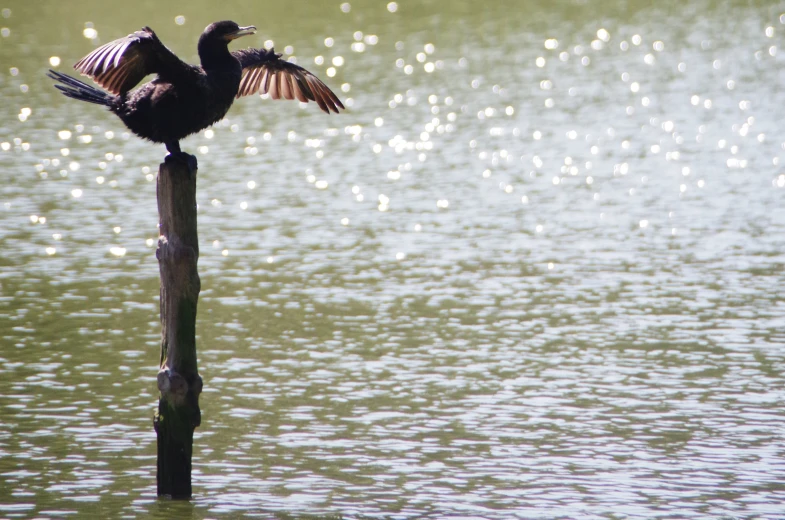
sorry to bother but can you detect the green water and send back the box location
[1,0,785,518]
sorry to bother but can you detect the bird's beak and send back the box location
[227,26,257,40]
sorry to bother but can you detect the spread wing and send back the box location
[233,48,344,114]
[74,26,196,95]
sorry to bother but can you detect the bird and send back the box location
[48,21,344,168]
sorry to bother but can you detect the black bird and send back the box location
[48,21,344,165]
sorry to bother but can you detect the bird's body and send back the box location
[49,21,343,159]
[115,66,240,148]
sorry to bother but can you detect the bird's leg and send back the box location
[165,141,181,155]
[164,141,197,172]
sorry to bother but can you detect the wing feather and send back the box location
[261,69,271,94]
[114,41,132,67]
[232,47,344,114]
[269,72,279,99]
[103,45,123,72]
[74,26,196,95]
[293,79,308,103]
[280,73,292,100]
[305,76,329,113]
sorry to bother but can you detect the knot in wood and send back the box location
[157,368,189,406]
[191,374,203,396]
[156,236,198,263]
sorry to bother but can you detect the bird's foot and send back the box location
[165,151,198,173]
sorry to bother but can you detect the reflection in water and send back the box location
[2,0,785,517]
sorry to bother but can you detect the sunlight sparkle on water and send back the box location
[83,25,97,40]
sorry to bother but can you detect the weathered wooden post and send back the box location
[153,154,202,499]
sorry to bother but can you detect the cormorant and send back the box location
[48,21,344,164]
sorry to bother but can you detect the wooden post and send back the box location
[153,154,202,499]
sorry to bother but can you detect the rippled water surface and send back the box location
[2,0,785,518]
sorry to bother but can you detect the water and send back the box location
[2,0,785,517]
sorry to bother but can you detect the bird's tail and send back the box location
[47,70,112,106]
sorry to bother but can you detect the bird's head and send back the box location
[198,21,257,67]
[202,21,257,43]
